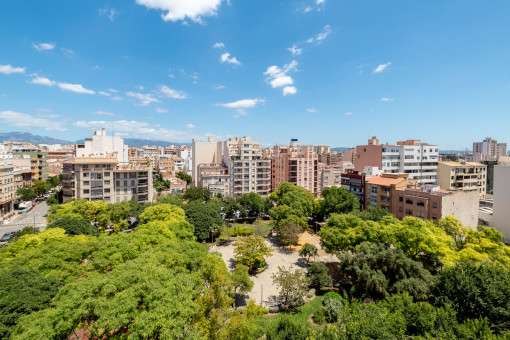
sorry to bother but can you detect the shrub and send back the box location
[313,308,326,325]
[307,262,333,290]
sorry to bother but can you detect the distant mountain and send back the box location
[0,132,72,145]
[331,147,351,152]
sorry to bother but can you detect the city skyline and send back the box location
[1,0,510,149]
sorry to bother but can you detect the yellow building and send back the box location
[438,161,487,198]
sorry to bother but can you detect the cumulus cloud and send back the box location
[186,123,195,129]
[307,25,331,43]
[126,91,160,106]
[216,98,265,116]
[99,6,118,21]
[214,84,225,90]
[264,60,298,95]
[29,76,55,86]
[74,119,211,142]
[155,107,168,113]
[95,111,117,116]
[158,85,189,99]
[287,44,302,56]
[306,108,317,113]
[136,0,223,23]
[0,64,25,75]
[32,42,55,51]
[381,97,394,102]
[98,91,111,96]
[213,42,225,49]
[220,52,241,65]
[373,62,392,73]
[0,110,66,131]
[58,82,95,94]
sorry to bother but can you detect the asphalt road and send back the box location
[0,202,49,236]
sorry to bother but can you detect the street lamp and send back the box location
[260,282,264,306]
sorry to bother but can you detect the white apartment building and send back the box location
[76,128,129,164]
[381,140,439,185]
[473,137,507,162]
[492,163,510,242]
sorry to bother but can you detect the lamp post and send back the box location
[260,282,264,306]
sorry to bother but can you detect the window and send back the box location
[91,173,103,180]
[104,172,110,177]
[91,189,103,197]
[398,207,403,212]
[371,186,377,194]
[399,196,403,202]
[432,202,438,208]
[406,209,413,215]
[83,181,90,185]
[83,189,90,194]
[417,200,425,207]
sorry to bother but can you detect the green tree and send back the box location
[16,185,36,201]
[184,200,223,242]
[184,186,212,202]
[232,264,253,308]
[319,186,359,219]
[153,174,171,193]
[10,226,39,242]
[278,221,302,247]
[433,262,510,333]
[0,267,62,339]
[266,315,312,340]
[139,203,186,224]
[176,171,192,187]
[47,217,99,236]
[46,176,61,188]
[337,243,433,301]
[353,206,391,221]
[33,179,50,196]
[307,261,333,290]
[272,266,310,307]
[269,182,315,226]
[237,192,265,218]
[234,235,273,273]
[298,243,318,263]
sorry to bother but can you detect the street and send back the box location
[0,202,49,236]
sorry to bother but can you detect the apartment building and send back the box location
[438,162,487,198]
[473,137,507,161]
[353,137,382,172]
[493,163,510,242]
[76,128,129,164]
[62,157,153,203]
[393,185,479,228]
[0,165,15,215]
[272,139,319,196]
[341,170,368,210]
[192,136,270,197]
[11,151,49,181]
[365,174,410,213]
[197,164,230,196]
[318,165,344,192]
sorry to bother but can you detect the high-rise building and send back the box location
[438,161,487,198]
[272,139,318,196]
[473,137,507,161]
[76,128,129,164]
[493,162,510,242]
[62,157,153,203]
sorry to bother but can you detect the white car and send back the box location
[44,194,51,198]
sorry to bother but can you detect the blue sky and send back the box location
[1,0,509,149]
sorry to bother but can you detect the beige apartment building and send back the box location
[197,164,230,196]
[272,139,319,196]
[62,157,153,203]
[0,165,15,215]
[438,162,487,198]
[365,174,410,213]
[393,185,479,228]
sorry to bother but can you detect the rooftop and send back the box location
[440,161,486,167]
[366,174,408,186]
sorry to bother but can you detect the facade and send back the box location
[341,170,367,210]
[62,157,153,203]
[393,185,479,228]
[197,164,230,196]
[365,174,410,213]
[272,139,318,196]
[493,163,510,242]
[480,160,498,195]
[353,137,382,172]
[438,162,487,198]
[76,128,129,164]
[11,151,48,181]
[473,137,507,161]
[318,165,344,192]
[0,165,15,215]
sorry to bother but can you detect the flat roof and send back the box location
[366,176,407,186]
[440,161,486,167]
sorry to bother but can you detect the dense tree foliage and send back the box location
[153,174,171,193]
[269,182,314,230]
[298,243,317,263]
[16,185,36,201]
[307,262,332,290]
[33,179,50,196]
[47,217,99,236]
[272,266,310,307]
[184,200,223,241]
[278,221,302,247]
[238,192,265,217]
[9,226,39,242]
[352,206,391,221]
[233,235,273,273]
[176,171,192,186]
[318,186,359,219]
[0,267,62,338]
[184,187,212,202]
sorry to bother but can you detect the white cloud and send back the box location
[58,82,95,94]
[0,110,66,131]
[155,107,168,113]
[158,85,189,99]
[98,91,111,96]
[136,0,223,23]
[306,25,331,44]
[136,85,145,90]
[216,98,265,116]
[220,52,241,65]
[95,111,117,116]
[186,123,195,129]
[373,62,392,73]
[0,64,25,75]
[381,97,394,102]
[61,48,74,58]
[32,42,55,51]
[126,91,160,106]
[112,95,123,101]
[303,6,312,12]
[99,7,118,21]
[345,111,353,116]
[287,44,302,56]
[317,0,325,4]
[28,76,55,86]
[214,84,225,90]
[283,86,297,96]
[37,113,60,118]
[306,108,317,113]
[107,88,118,93]
[264,60,298,95]
[36,108,53,112]
[74,119,210,142]
[168,73,175,78]
[213,42,225,49]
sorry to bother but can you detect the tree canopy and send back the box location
[318,186,359,219]
[47,217,99,236]
[184,200,223,241]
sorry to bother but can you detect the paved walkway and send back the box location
[211,232,339,307]
[0,202,49,235]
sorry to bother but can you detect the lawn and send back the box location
[227,220,272,238]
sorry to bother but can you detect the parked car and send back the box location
[44,193,51,198]
[0,232,13,242]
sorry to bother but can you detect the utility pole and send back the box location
[260,282,264,306]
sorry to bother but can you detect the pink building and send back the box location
[353,136,383,172]
[271,139,319,196]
